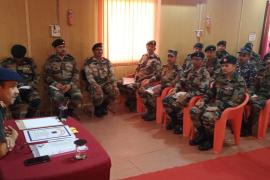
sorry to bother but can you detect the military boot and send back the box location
[189,126,206,146]
[166,112,177,130]
[143,107,156,121]
[100,100,110,116]
[198,133,213,151]
[173,113,183,134]
[94,105,104,118]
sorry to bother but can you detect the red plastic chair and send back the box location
[183,96,201,137]
[213,93,249,154]
[156,87,173,124]
[257,99,270,139]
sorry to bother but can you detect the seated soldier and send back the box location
[44,39,82,118]
[163,52,210,134]
[242,57,270,136]
[237,47,257,94]
[84,43,119,117]
[189,55,246,151]
[244,42,264,73]
[0,68,22,158]
[216,40,230,61]
[0,45,41,118]
[138,50,183,121]
[118,40,161,111]
[204,45,221,79]
[182,43,204,71]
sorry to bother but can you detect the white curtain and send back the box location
[102,0,158,64]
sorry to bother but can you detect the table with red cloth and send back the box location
[0,117,111,180]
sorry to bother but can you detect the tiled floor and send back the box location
[79,104,270,180]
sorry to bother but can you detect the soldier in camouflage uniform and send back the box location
[44,39,82,117]
[237,47,257,94]
[84,43,119,117]
[189,55,246,151]
[0,45,40,118]
[182,43,204,71]
[242,57,270,136]
[163,52,210,134]
[138,50,182,121]
[216,40,230,61]
[244,42,265,74]
[118,40,161,111]
[204,45,221,79]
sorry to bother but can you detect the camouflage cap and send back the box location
[146,40,156,46]
[193,43,204,49]
[205,45,216,52]
[11,44,27,58]
[92,42,103,51]
[244,42,253,50]
[52,38,65,48]
[168,49,178,57]
[191,51,205,60]
[238,47,251,55]
[220,55,237,64]
[0,67,23,81]
[217,40,227,47]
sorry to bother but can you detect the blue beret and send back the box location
[0,68,23,81]
[191,52,205,60]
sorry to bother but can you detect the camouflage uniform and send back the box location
[84,56,118,107]
[237,62,257,94]
[247,67,270,133]
[182,54,192,71]
[118,53,161,110]
[0,57,40,118]
[163,66,210,131]
[216,50,229,62]
[138,63,182,112]
[190,72,246,135]
[204,57,221,79]
[44,54,82,109]
[0,105,6,142]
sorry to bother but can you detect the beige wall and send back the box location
[159,0,267,64]
[0,0,97,70]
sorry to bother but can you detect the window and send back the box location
[98,0,161,65]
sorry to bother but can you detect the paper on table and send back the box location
[23,125,75,143]
[30,138,88,157]
[16,116,63,130]
[122,77,135,85]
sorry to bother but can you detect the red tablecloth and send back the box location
[0,118,111,180]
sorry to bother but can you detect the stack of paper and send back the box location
[16,117,63,130]
[23,125,75,143]
[30,138,88,157]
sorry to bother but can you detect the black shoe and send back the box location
[94,106,104,118]
[173,124,183,134]
[240,127,252,137]
[198,139,213,151]
[166,121,175,130]
[144,113,156,121]
[189,126,206,146]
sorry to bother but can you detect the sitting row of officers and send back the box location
[1,39,270,151]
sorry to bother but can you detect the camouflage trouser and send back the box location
[117,80,139,109]
[190,104,222,135]
[248,96,267,126]
[88,83,118,106]
[138,84,162,110]
[10,89,41,118]
[162,93,185,125]
[49,85,82,109]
